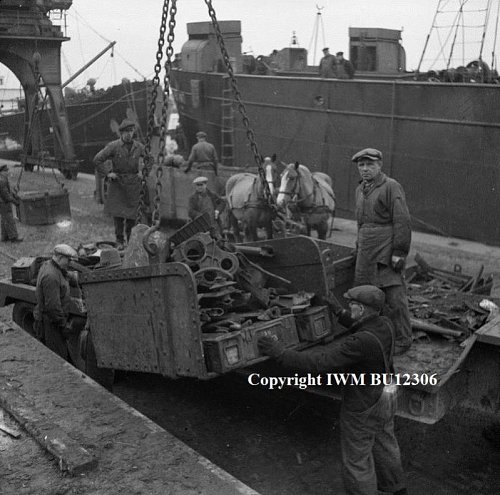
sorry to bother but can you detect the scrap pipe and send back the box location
[410,317,463,338]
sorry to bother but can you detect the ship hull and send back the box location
[172,70,500,246]
[0,81,150,174]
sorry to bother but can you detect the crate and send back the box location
[16,189,71,225]
[202,315,300,374]
[202,331,247,374]
[11,256,50,284]
[242,314,299,361]
[295,305,332,342]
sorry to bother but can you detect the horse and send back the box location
[276,162,335,240]
[225,156,281,242]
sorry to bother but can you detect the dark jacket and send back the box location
[355,172,411,257]
[278,312,394,412]
[186,141,218,172]
[93,138,145,219]
[188,189,225,222]
[0,170,17,206]
[33,260,71,327]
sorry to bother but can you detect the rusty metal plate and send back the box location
[80,263,205,379]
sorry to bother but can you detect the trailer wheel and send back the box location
[12,302,36,338]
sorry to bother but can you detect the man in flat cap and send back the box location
[319,47,337,78]
[94,119,145,249]
[258,285,407,495]
[188,176,225,230]
[0,164,22,242]
[351,148,412,355]
[34,244,78,360]
[336,51,355,79]
[184,131,219,175]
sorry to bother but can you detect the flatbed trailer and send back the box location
[0,236,499,424]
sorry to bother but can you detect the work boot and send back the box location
[483,422,500,448]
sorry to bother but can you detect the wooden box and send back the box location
[202,331,247,374]
[295,305,332,342]
[16,189,71,225]
[11,257,38,284]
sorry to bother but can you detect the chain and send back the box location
[136,0,169,226]
[152,0,177,226]
[204,0,274,206]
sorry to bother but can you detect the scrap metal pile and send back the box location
[407,253,497,340]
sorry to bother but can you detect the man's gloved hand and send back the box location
[391,255,406,273]
[107,172,118,180]
[214,209,220,220]
[257,335,285,358]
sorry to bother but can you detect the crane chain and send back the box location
[136,0,169,226]
[204,0,275,207]
[151,0,177,227]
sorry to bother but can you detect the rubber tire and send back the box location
[12,302,37,338]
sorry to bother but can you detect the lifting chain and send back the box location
[204,0,275,207]
[136,0,170,226]
[151,0,177,227]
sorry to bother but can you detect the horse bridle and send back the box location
[281,170,314,203]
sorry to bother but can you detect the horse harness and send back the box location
[284,170,334,215]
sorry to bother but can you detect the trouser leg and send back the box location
[125,218,135,242]
[383,284,412,347]
[43,317,68,361]
[113,217,125,243]
[340,407,378,495]
[372,402,406,493]
[1,207,18,240]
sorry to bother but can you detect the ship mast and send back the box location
[417,0,497,78]
[308,5,326,66]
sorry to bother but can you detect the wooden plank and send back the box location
[0,422,21,439]
[475,314,500,346]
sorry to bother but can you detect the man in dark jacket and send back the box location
[319,47,337,78]
[184,131,219,175]
[259,285,407,495]
[336,51,355,79]
[33,244,78,360]
[351,148,412,354]
[0,164,22,242]
[93,119,145,249]
[188,176,225,228]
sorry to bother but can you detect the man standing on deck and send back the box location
[184,131,219,175]
[188,176,225,233]
[319,47,337,78]
[351,148,412,355]
[93,119,145,250]
[336,51,355,79]
[0,164,22,242]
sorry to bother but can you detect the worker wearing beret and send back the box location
[188,176,225,229]
[93,119,145,249]
[33,244,78,360]
[258,285,407,495]
[351,148,412,355]
[184,131,219,175]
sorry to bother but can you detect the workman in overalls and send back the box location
[188,176,225,233]
[258,285,407,495]
[0,164,22,242]
[33,244,78,360]
[93,119,145,249]
[351,148,412,355]
[184,131,219,175]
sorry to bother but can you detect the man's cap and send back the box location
[94,248,122,270]
[343,285,385,311]
[193,176,208,184]
[351,148,383,163]
[336,51,344,56]
[118,119,136,131]
[322,47,329,52]
[54,244,78,258]
[196,131,207,138]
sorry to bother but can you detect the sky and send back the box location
[1,0,499,89]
